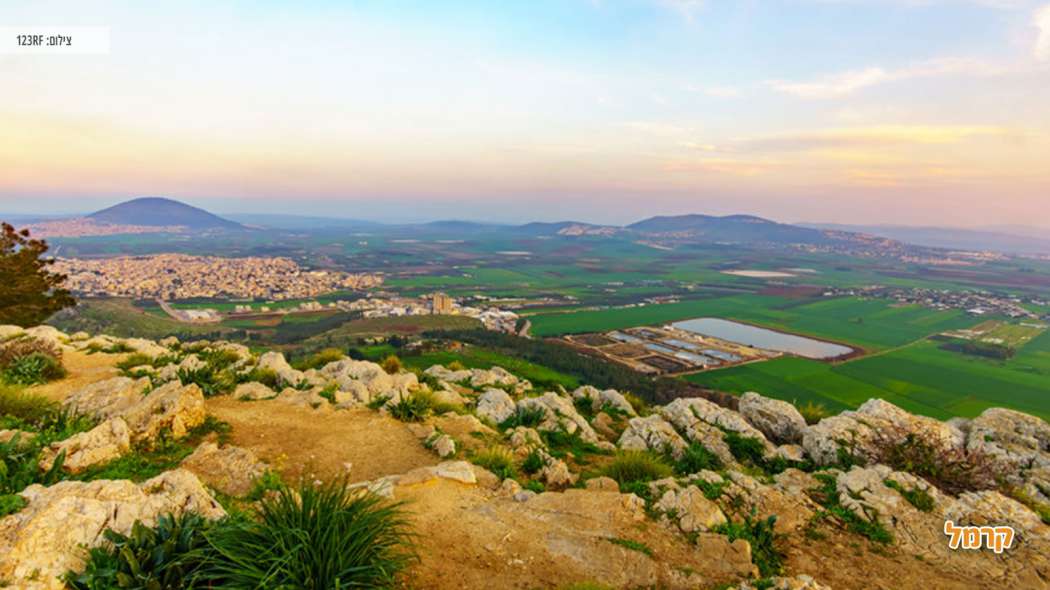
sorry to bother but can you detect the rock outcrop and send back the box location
[0,470,224,590]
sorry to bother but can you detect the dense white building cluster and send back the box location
[53,254,382,300]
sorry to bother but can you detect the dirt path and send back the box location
[27,350,123,403]
[205,398,439,484]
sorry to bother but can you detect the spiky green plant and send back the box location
[199,479,415,589]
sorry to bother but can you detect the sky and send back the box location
[1,0,1049,226]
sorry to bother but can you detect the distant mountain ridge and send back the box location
[89,197,244,230]
[628,214,835,245]
[803,222,1050,255]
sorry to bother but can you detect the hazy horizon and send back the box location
[2,1,1049,228]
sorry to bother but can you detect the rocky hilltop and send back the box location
[1,324,1048,589]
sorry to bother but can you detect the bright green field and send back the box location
[530,295,979,352]
[685,333,1050,421]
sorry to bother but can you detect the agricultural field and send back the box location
[685,334,1050,421]
[530,294,979,352]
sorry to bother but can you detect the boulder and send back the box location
[476,388,516,424]
[257,351,304,386]
[537,449,577,487]
[618,414,687,458]
[180,442,268,496]
[121,381,207,445]
[63,376,150,419]
[945,489,1050,535]
[585,476,621,492]
[507,426,544,449]
[739,392,806,444]
[655,486,727,533]
[424,364,472,384]
[516,392,600,443]
[0,470,224,590]
[120,338,169,358]
[23,325,69,348]
[234,381,277,401]
[967,407,1050,472]
[319,359,416,401]
[39,418,131,474]
[572,386,637,417]
[428,434,457,458]
[0,325,25,340]
[661,397,774,453]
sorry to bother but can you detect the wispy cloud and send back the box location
[735,125,1017,151]
[1036,3,1050,61]
[703,85,741,98]
[767,58,1008,98]
[658,0,706,21]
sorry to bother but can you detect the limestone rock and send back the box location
[516,392,599,443]
[585,476,621,492]
[180,442,268,497]
[122,381,207,445]
[0,325,26,340]
[661,397,774,453]
[507,426,544,449]
[740,391,807,444]
[0,470,224,590]
[63,376,150,419]
[538,451,577,488]
[39,418,131,474]
[0,429,36,445]
[424,364,472,384]
[477,388,516,424]
[23,325,69,348]
[573,385,637,417]
[234,381,276,401]
[618,414,687,458]
[945,489,1050,535]
[120,338,169,358]
[257,351,304,387]
[655,486,727,533]
[430,434,457,458]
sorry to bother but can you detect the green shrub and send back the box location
[65,512,212,590]
[797,401,829,425]
[884,479,935,512]
[606,536,653,558]
[0,493,26,516]
[380,355,402,375]
[236,367,280,389]
[2,352,66,385]
[600,451,673,495]
[0,385,59,426]
[446,360,466,371]
[622,392,650,416]
[178,366,236,397]
[471,446,517,480]
[1,433,67,496]
[672,442,723,475]
[809,474,893,544]
[713,512,782,578]
[541,429,606,462]
[245,470,284,502]
[523,480,546,493]
[294,348,345,371]
[387,391,435,422]
[199,479,415,588]
[499,405,546,430]
[873,432,1005,495]
[116,353,154,372]
[521,448,545,475]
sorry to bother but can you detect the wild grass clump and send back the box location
[200,479,415,588]
[541,429,606,462]
[65,512,212,590]
[293,348,345,371]
[387,390,436,422]
[471,446,518,480]
[521,448,545,475]
[601,450,672,499]
[622,392,650,416]
[672,442,723,475]
[245,470,284,502]
[178,366,236,397]
[0,385,59,426]
[0,337,65,385]
[606,537,653,558]
[809,473,893,544]
[66,479,416,589]
[797,401,830,425]
[236,367,280,389]
[0,433,67,508]
[380,355,402,375]
[499,405,546,430]
[884,479,935,512]
[713,512,783,578]
[446,360,466,371]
